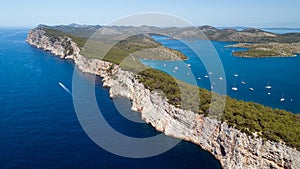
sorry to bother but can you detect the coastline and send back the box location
[233,54,297,58]
[26,28,300,169]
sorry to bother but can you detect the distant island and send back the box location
[27,24,300,169]
[227,43,300,58]
[198,26,300,58]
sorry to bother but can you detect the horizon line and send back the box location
[1,24,300,30]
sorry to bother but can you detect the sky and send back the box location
[1,0,300,28]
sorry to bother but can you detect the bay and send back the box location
[142,35,300,113]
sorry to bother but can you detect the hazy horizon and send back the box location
[2,23,300,29]
[1,0,300,28]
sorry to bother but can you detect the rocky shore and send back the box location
[26,28,300,169]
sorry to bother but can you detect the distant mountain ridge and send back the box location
[37,24,300,43]
[197,25,300,43]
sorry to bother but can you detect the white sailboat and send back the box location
[232,86,238,91]
[249,87,254,91]
[265,81,272,89]
[232,83,238,91]
[280,94,285,102]
[241,79,246,85]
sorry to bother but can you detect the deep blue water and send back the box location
[142,36,300,113]
[0,30,221,168]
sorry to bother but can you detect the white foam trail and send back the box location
[58,82,71,95]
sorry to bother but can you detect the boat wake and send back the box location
[58,82,71,95]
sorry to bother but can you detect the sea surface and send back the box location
[0,29,222,168]
[219,27,300,34]
[261,28,300,34]
[142,35,300,113]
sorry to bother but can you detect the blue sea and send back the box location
[142,36,300,114]
[0,30,222,168]
[261,28,300,34]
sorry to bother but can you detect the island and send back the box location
[26,24,300,169]
[227,42,300,58]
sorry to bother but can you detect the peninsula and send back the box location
[26,25,300,169]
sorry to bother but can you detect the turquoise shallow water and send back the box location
[0,29,221,168]
[142,36,300,113]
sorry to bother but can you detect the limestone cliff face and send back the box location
[26,29,300,169]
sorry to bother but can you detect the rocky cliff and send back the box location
[26,28,300,169]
